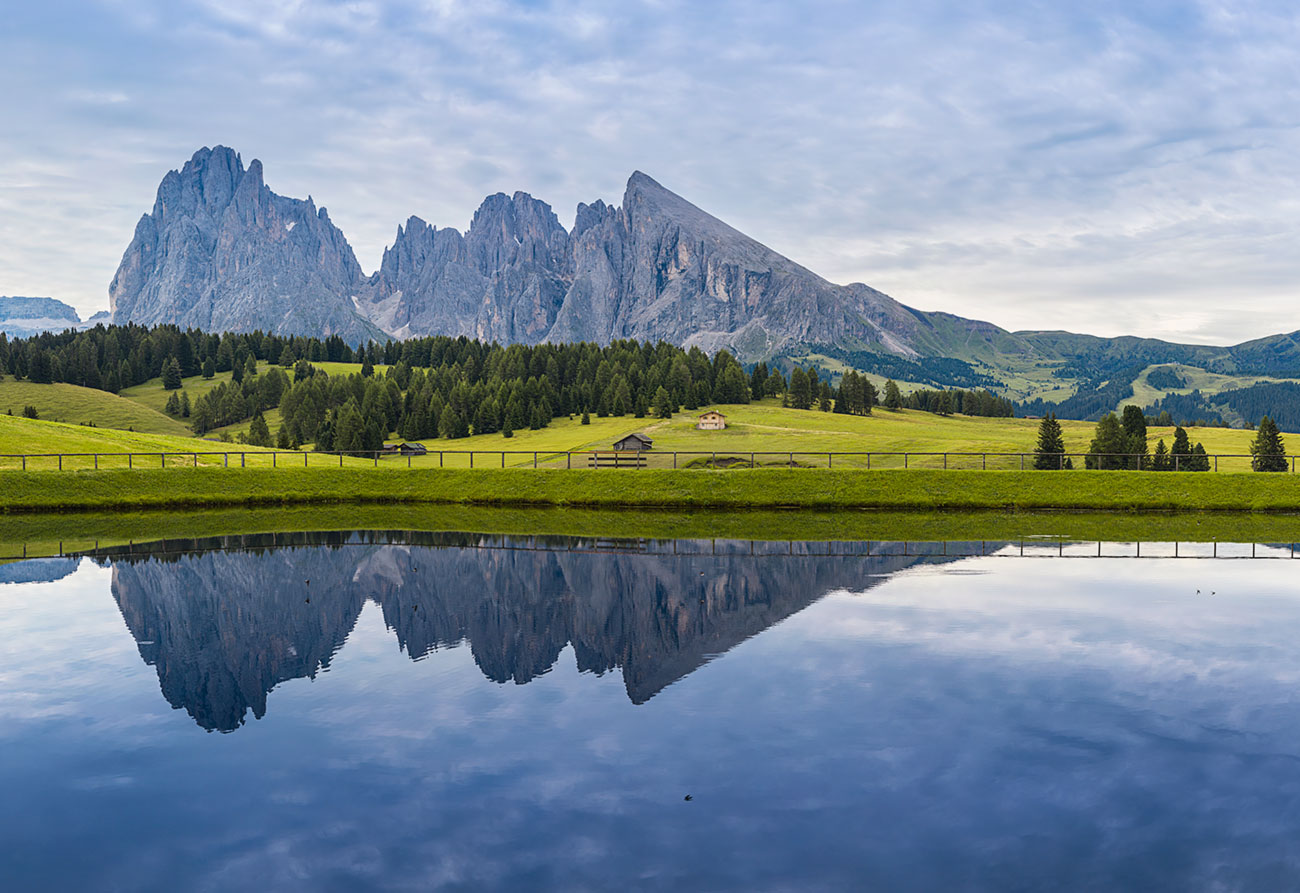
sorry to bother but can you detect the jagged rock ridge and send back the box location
[107,539,948,731]
[110,146,1026,361]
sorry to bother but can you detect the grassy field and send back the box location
[0,413,296,469]
[0,380,190,436]
[1126,363,1300,420]
[4,504,1300,561]
[395,402,1285,472]
[4,466,1300,514]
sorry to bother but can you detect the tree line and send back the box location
[1033,406,1288,471]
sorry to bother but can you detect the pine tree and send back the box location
[1086,414,1126,470]
[1119,405,1148,470]
[652,386,674,420]
[1171,427,1192,470]
[247,411,272,447]
[1251,416,1288,472]
[164,391,181,416]
[202,356,215,379]
[1151,439,1171,471]
[581,410,591,425]
[1033,413,1067,470]
[276,425,292,449]
[883,379,902,410]
[361,357,374,378]
[180,390,191,418]
[1190,442,1211,471]
[161,356,183,390]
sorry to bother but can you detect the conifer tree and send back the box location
[1151,439,1170,471]
[1033,413,1066,470]
[1119,405,1148,470]
[202,356,215,379]
[1251,416,1288,472]
[883,379,902,410]
[247,411,272,447]
[1086,413,1126,470]
[180,390,191,418]
[164,391,181,416]
[652,386,674,420]
[161,356,183,390]
[1171,427,1192,470]
[1190,442,1211,471]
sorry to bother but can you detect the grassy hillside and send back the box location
[0,380,191,436]
[0,414,293,469]
[1127,363,1298,416]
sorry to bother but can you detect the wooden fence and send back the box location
[0,450,1294,473]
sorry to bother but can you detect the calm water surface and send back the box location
[3,534,1300,890]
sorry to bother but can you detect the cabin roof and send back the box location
[614,432,653,445]
[699,410,727,417]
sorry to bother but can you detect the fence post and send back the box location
[567,452,571,470]
[983,454,987,470]
[1215,456,1219,472]
[94,454,98,470]
[339,452,343,467]
[128,454,132,470]
[1175,455,1180,471]
[867,453,871,470]
[1020,454,1024,470]
[58,455,62,471]
[470,452,474,469]
[943,454,947,470]
[904,453,909,469]
[674,452,678,469]
[224,453,228,468]
[439,452,443,468]
[408,454,412,468]
[828,452,832,469]
[273,452,277,468]
[533,452,538,469]
[241,453,246,468]
[374,451,378,467]
[161,453,165,468]
[305,452,308,467]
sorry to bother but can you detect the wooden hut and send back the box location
[696,410,727,430]
[612,433,653,451]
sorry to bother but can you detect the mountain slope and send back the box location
[0,297,82,337]
[109,147,1032,361]
[109,147,383,344]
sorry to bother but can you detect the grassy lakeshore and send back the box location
[4,504,1300,562]
[4,467,1300,515]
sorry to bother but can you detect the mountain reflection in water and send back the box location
[105,533,951,731]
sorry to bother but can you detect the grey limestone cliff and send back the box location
[109,146,1023,361]
[109,147,382,343]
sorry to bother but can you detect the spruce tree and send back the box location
[883,379,902,410]
[1191,442,1211,471]
[1251,416,1288,472]
[1151,439,1170,471]
[581,410,591,425]
[180,390,191,418]
[1171,427,1192,470]
[1033,413,1066,470]
[1086,413,1126,470]
[247,411,272,447]
[202,356,215,379]
[161,356,183,390]
[1119,405,1148,470]
[652,386,674,420]
[164,391,181,416]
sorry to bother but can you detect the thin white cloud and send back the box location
[3,0,1300,345]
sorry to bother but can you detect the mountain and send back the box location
[109,147,382,344]
[0,297,82,337]
[109,146,1029,362]
[105,534,948,730]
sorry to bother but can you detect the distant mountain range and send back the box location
[106,146,1031,362]
[70,145,1300,416]
[0,297,108,338]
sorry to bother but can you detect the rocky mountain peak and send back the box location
[110,146,1024,361]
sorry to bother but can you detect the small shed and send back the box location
[613,433,653,451]
[384,441,428,456]
[696,410,728,430]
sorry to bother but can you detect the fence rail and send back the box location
[0,449,1294,472]
[6,532,1300,563]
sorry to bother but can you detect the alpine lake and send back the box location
[4,513,1300,891]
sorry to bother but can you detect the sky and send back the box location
[2,0,1300,344]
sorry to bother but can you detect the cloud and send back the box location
[2,0,1300,344]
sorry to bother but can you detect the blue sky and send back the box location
[2,0,1299,343]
